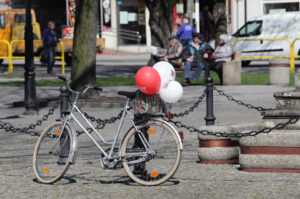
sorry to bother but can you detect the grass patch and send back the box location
[0,73,23,78]
[0,72,295,87]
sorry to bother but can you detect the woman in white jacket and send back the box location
[210,34,233,85]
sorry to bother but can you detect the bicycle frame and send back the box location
[60,95,150,162]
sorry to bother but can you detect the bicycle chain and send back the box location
[214,87,274,112]
[171,89,206,118]
[0,100,59,137]
[168,118,299,138]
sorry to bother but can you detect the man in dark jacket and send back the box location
[182,33,212,86]
[42,21,58,74]
[163,36,183,68]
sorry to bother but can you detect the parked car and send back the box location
[210,12,300,66]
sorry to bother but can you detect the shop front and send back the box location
[101,0,150,51]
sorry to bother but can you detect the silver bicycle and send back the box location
[33,75,182,186]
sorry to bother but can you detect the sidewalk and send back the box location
[0,53,286,82]
[1,85,300,198]
[0,53,150,80]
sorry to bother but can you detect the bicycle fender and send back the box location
[64,122,78,164]
[118,118,183,155]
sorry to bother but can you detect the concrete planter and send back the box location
[239,130,300,172]
[197,123,262,164]
[223,61,241,85]
[269,58,290,85]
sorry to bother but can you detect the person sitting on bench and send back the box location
[163,36,183,68]
[210,34,233,85]
[182,33,212,86]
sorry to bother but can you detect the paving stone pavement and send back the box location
[1,85,300,199]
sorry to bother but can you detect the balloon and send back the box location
[135,67,161,95]
[153,61,176,89]
[159,81,183,103]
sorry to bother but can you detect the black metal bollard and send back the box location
[132,114,149,176]
[204,77,216,125]
[60,85,69,118]
[204,60,210,84]
[58,85,70,164]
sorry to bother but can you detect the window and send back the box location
[15,14,26,23]
[234,21,262,37]
[264,3,299,14]
[0,14,5,29]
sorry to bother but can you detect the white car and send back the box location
[211,12,300,66]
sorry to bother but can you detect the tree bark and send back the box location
[71,0,99,97]
[213,0,227,43]
[144,0,175,48]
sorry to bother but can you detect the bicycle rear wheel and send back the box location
[33,121,73,184]
[121,119,182,186]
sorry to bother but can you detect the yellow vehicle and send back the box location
[0,9,105,66]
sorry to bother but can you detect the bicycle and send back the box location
[33,75,183,186]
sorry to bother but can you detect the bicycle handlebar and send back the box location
[58,75,68,81]
[57,75,103,94]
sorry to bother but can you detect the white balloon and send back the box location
[153,61,176,89]
[159,81,183,103]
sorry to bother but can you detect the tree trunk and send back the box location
[213,0,227,43]
[144,0,175,48]
[71,0,99,97]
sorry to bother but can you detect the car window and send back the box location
[15,14,26,23]
[236,21,262,37]
[0,14,6,29]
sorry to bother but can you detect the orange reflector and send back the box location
[179,131,184,140]
[56,130,61,136]
[147,128,156,135]
[44,168,50,174]
[150,171,159,178]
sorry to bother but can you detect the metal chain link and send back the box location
[0,100,59,136]
[168,118,299,138]
[214,87,275,112]
[76,107,132,136]
[172,89,206,118]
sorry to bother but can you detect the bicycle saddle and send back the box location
[118,91,136,99]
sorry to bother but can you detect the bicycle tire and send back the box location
[120,119,182,186]
[33,121,73,184]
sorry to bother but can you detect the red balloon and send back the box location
[136,67,161,94]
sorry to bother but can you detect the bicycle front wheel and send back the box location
[121,119,182,186]
[33,121,73,184]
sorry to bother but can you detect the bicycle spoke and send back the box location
[121,120,181,185]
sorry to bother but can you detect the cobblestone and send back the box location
[1,85,299,199]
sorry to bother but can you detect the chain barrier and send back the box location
[0,85,289,139]
[0,100,59,136]
[171,89,206,118]
[214,87,275,112]
[168,117,299,138]
[76,107,131,136]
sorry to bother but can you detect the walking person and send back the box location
[176,17,196,47]
[210,34,233,85]
[42,21,59,74]
[182,33,212,86]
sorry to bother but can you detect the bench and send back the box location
[174,52,237,72]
